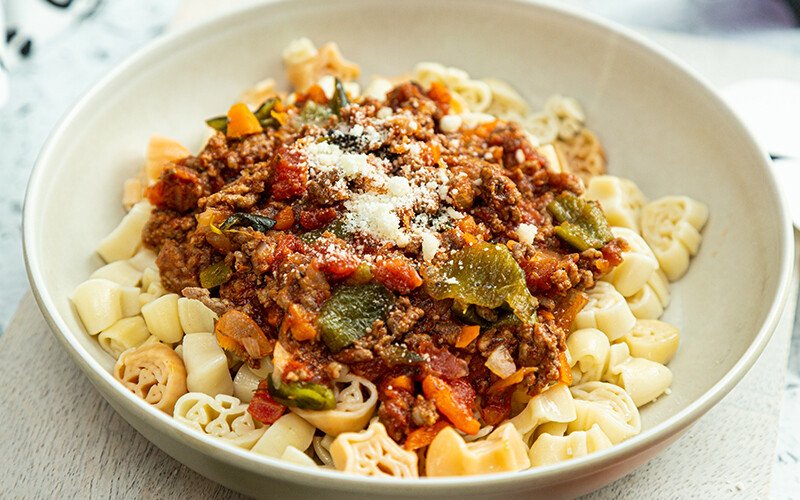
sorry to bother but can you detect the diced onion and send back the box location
[485,345,517,379]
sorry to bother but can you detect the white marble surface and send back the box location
[0,0,798,496]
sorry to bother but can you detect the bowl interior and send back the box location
[25,0,789,492]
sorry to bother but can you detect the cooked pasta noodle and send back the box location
[426,423,530,476]
[71,278,123,335]
[98,316,151,359]
[173,392,266,449]
[251,413,316,458]
[96,201,152,263]
[114,342,187,413]
[182,332,234,397]
[330,421,418,478]
[528,424,613,467]
[291,374,378,436]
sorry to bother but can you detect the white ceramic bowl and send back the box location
[23,0,794,497]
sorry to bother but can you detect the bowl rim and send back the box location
[22,0,795,492]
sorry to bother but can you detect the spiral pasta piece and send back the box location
[584,176,648,231]
[625,284,664,320]
[568,381,641,444]
[330,421,418,478]
[572,281,636,341]
[509,383,576,436]
[640,196,708,281]
[601,227,659,297]
[622,319,680,365]
[114,342,187,414]
[567,328,611,384]
[173,392,266,449]
[426,423,531,476]
[528,424,613,467]
[292,374,378,436]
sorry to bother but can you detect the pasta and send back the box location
[114,342,187,413]
[426,423,530,476]
[291,374,378,436]
[566,328,611,384]
[173,392,266,449]
[329,421,418,478]
[73,41,709,478]
[141,293,183,343]
[601,227,659,297]
[528,424,613,467]
[572,281,636,341]
[98,316,151,359]
[640,196,709,281]
[251,413,316,458]
[622,319,680,365]
[583,175,648,232]
[96,200,152,263]
[182,332,234,397]
[70,278,123,335]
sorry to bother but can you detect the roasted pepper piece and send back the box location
[205,115,228,133]
[379,344,425,367]
[226,102,263,138]
[330,77,349,116]
[424,241,537,323]
[218,212,276,233]
[547,192,613,251]
[267,374,336,411]
[253,97,282,129]
[199,261,232,289]
[422,375,480,435]
[318,283,394,353]
[215,309,271,362]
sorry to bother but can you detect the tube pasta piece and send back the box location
[145,135,190,182]
[71,278,123,335]
[182,332,234,397]
[90,260,142,287]
[567,328,610,384]
[96,201,152,263]
[625,284,663,320]
[291,374,378,436]
[141,267,160,291]
[330,421,418,478]
[232,361,272,403]
[127,248,158,272]
[280,446,317,468]
[114,342,187,414]
[572,281,636,341]
[426,423,530,477]
[173,392,266,449]
[509,383,576,435]
[622,319,680,365]
[98,316,151,359]
[533,421,569,440]
[313,434,335,467]
[604,343,673,407]
[601,227,659,297]
[120,286,142,317]
[640,196,709,281]
[251,413,316,458]
[648,269,671,308]
[141,293,183,343]
[584,176,648,232]
[568,381,641,444]
[177,297,218,334]
[528,424,613,467]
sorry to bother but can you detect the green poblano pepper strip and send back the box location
[329,78,349,116]
[267,375,336,410]
[425,241,537,324]
[379,344,425,367]
[254,98,281,129]
[547,192,614,251]
[199,261,232,289]
[318,283,394,353]
[205,115,228,133]
[219,212,276,233]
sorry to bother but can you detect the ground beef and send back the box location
[141,209,195,250]
[386,297,425,337]
[155,239,211,292]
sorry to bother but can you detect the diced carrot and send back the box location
[422,375,480,435]
[273,206,295,230]
[386,374,414,393]
[226,102,263,138]
[215,310,271,361]
[463,233,478,246]
[455,325,480,348]
[431,143,441,165]
[286,303,317,342]
[404,420,450,451]
[487,367,536,394]
[558,351,573,386]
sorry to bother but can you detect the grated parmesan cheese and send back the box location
[517,223,538,244]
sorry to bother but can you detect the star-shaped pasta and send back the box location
[330,421,418,478]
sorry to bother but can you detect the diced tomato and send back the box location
[419,341,469,379]
[271,233,303,272]
[404,420,449,451]
[378,372,415,441]
[480,391,511,427]
[271,147,308,200]
[299,207,337,230]
[248,380,286,424]
[144,166,204,213]
[551,289,588,332]
[373,257,422,294]
[426,81,451,114]
[273,206,295,230]
[422,375,480,435]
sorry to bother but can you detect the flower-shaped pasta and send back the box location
[572,281,636,341]
[114,343,187,414]
[601,227,659,297]
[640,195,708,281]
[553,129,606,183]
[568,381,641,444]
[292,374,378,436]
[528,424,613,467]
[173,392,266,449]
[584,175,648,232]
[426,423,530,477]
[330,421,418,478]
